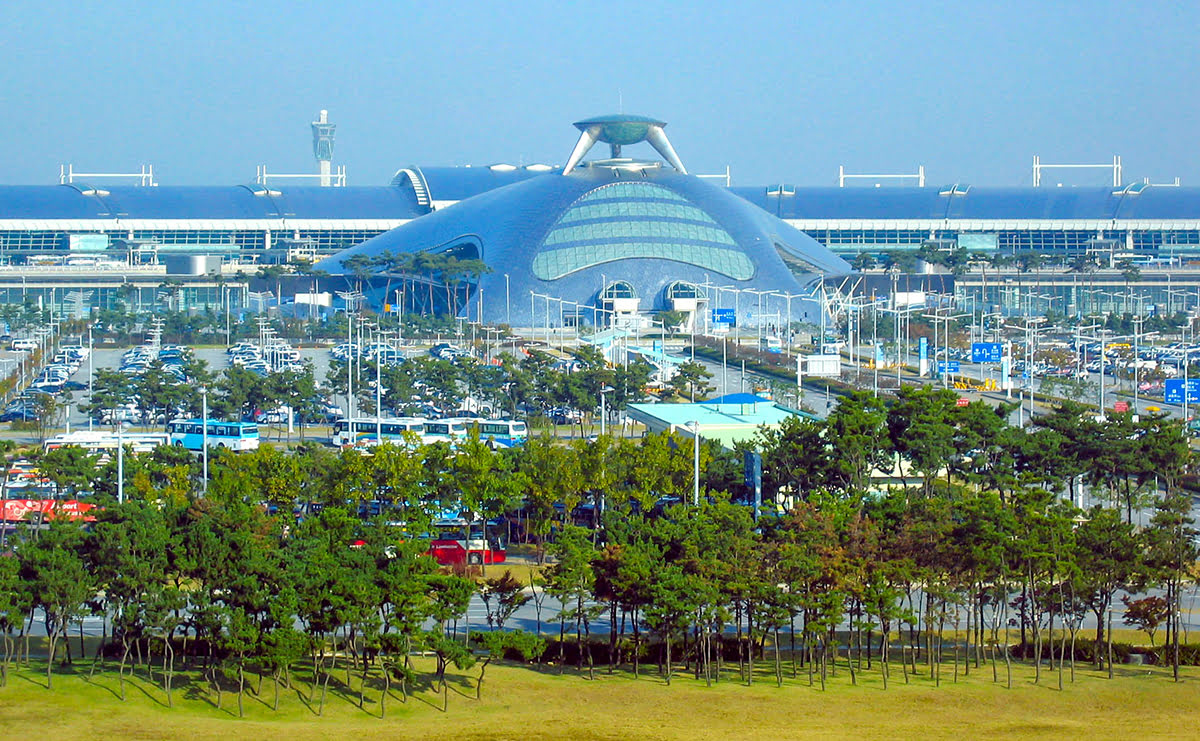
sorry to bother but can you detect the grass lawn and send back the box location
[1,654,1198,740]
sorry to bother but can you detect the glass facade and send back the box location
[532,182,753,280]
[0,227,390,260]
[810,228,1200,257]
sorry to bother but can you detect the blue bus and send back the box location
[167,419,260,451]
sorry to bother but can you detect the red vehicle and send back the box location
[425,518,507,566]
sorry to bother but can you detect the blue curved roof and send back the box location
[317,168,850,326]
[7,178,1200,224]
[0,184,424,220]
[732,185,1200,221]
[395,166,557,204]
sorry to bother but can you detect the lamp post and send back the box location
[336,290,363,421]
[87,323,94,431]
[600,385,614,437]
[687,420,701,506]
[200,386,209,495]
[117,424,124,505]
[504,273,510,327]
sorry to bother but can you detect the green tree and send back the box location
[544,525,599,676]
[19,519,94,689]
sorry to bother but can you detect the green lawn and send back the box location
[1,655,1198,740]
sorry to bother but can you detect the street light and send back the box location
[686,420,701,506]
[87,323,94,431]
[117,424,124,505]
[200,386,209,495]
[599,385,614,436]
[336,290,364,421]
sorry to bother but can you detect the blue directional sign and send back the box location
[1164,378,1200,404]
[972,342,1004,363]
[711,308,736,325]
[938,360,961,374]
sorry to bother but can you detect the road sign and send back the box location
[956,398,970,407]
[711,308,735,325]
[1164,378,1200,404]
[802,354,841,378]
[971,342,1004,363]
[938,360,960,374]
[919,337,928,362]
[1113,401,1129,412]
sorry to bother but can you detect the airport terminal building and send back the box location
[2,114,1199,322]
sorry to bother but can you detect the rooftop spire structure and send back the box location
[561,114,687,175]
[311,109,336,187]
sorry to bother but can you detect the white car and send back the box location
[10,338,37,352]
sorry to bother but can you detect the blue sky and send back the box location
[2,0,1197,187]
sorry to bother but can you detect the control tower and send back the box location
[311,110,336,187]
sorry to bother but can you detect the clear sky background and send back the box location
[2,0,1197,188]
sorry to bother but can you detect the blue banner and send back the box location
[919,337,928,362]
[971,342,1004,363]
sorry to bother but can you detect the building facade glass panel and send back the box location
[534,182,749,280]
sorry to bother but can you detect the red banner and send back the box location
[0,499,97,523]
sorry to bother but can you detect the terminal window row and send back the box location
[574,182,691,204]
[543,220,737,248]
[532,240,754,281]
[557,200,718,225]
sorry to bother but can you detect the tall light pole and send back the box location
[87,323,94,431]
[687,420,701,506]
[336,290,363,420]
[600,385,614,436]
[200,386,209,495]
[504,273,510,327]
[117,424,124,505]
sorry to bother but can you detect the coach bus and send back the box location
[166,419,260,451]
[330,417,426,448]
[43,431,169,455]
[467,418,528,448]
[419,418,471,446]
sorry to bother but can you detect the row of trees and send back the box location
[5,385,1197,716]
[4,431,1195,713]
[76,339,677,439]
[0,496,543,715]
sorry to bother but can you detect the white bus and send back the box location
[43,431,170,455]
[467,418,528,448]
[166,419,260,451]
[331,417,426,448]
[419,418,471,446]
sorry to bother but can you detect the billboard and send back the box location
[802,354,841,378]
[893,291,926,308]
